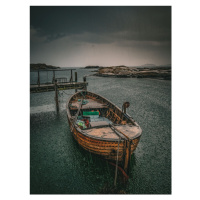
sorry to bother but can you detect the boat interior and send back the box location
[68,91,141,140]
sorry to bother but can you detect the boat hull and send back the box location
[67,111,141,162]
[66,91,142,170]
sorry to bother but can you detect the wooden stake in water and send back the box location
[75,72,78,92]
[114,136,121,187]
[37,70,40,86]
[55,80,59,112]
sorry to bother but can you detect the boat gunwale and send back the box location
[66,91,142,141]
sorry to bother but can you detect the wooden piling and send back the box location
[75,72,78,92]
[114,137,121,187]
[37,70,40,86]
[83,76,87,90]
[54,80,59,112]
[52,70,55,83]
[123,140,131,174]
[70,69,73,82]
[75,72,77,82]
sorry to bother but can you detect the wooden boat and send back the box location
[66,91,142,172]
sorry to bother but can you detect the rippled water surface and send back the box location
[30,68,171,194]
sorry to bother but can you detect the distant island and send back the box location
[94,65,171,80]
[85,65,100,69]
[141,64,156,67]
[30,63,61,70]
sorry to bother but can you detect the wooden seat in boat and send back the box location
[70,99,108,110]
[90,121,109,127]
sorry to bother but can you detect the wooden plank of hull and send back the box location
[75,134,125,151]
[73,128,124,161]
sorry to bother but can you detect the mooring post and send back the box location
[114,137,121,187]
[75,72,78,93]
[52,70,55,84]
[83,76,87,90]
[123,140,131,174]
[70,69,73,82]
[54,79,59,112]
[37,70,40,86]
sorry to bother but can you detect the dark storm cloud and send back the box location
[30,6,171,67]
[30,6,171,43]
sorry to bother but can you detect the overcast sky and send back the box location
[30,6,171,67]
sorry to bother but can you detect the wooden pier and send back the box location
[30,82,87,93]
[30,69,88,111]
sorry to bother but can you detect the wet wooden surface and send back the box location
[71,99,108,110]
[83,127,119,139]
[83,124,140,140]
[113,124,141,139]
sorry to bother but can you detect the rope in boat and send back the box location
[71,100,82,131]
[80,91,86,99]
[110,123,130,141]
[114,136,121,187]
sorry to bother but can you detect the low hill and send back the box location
[85,66,100,69]
[30,63,60,70]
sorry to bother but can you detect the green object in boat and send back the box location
[76,120,87,129]
[83,111,99,115]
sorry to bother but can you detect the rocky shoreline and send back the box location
[93,66,171,80]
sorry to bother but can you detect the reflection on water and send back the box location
[30,68,171,194]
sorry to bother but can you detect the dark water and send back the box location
[30,68,171,194]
